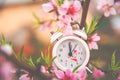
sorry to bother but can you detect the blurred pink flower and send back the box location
[88,33,100,50]
[19,74,32,80]
[58,0,81,20]
[92,68,105,79]
[40,22,52,31]
[76,68,87,80]
[58,15,71,30]
[42,0,58,20]
[75,68,87,80]
[0,44,12,56]
[54,69,76,80]
[116,74,120,80]
[115,1,120,14]
[40,65,47,73]
[63,26,73,36]
[42,0,57,13]
[0,62,16,80]
[97,0,116,17]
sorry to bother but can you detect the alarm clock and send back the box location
[50,30,90,71]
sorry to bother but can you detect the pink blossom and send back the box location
[97,0,116,17]
[75,68,87,80]
[63,25,73,36]
[42,0,57,13]
[58,15,71,30]
[40,65,47,73]
[0,44,13,56]
[0,62,16,80]
[92,68,105,79]
[19,74,32,80]
[88,33,100,50]
[58,0,81,20]
[42,0,58,20]
[115,1,120,14]
[116,74,120,80]
[40,22,52,31]
[54,69,76,80]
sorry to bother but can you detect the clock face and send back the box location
[52,36,90,71]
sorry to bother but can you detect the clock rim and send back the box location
[52,36,90,71]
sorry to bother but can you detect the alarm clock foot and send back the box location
[85,66,92,73]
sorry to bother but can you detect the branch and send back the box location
[80,0,91,29]
[0,49,55,80]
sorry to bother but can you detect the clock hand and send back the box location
[71,56,77,62]
[68,42,72,56]
[72,44,78,52]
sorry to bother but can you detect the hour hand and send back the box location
[68,42,72,56]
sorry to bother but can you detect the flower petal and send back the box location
[58,7,68,15]
[40,66,46,73]
[65,69,72,77]
[0,44,12,56]
[54,70,64,79]
[77,68,87,80]
[110,7,117,15]
[92,68,105,79]
[72,13,80,20]
[92,34,100,41]
[73,0,81,11]
[42,2,54,12]
[19,74,31,80]
[104,10,110,17]
[88,42,98,50]
[63,26,73,36]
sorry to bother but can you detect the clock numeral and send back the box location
[60,59,63,62]
[58,54,61,57]
[59,49,63,52]
[63,44,66,48]
[71,64,73,67]
[80,57,82,60]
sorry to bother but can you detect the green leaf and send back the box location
[50,56,56,64]
[116,61,120,68]
[36,57,41,64]
[33,12,40,22]
[19,47,24,61]
[1,34,6,45]
[87,17,98,35]
[72,65,81,73]
[57,0,64,6]
[112,61,120,71]
[111,51,116,67]
[9,41,13,47]
[97,17,107,29]
[28,56,35,66]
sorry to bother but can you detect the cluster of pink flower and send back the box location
[40,65,105,80]
[42,0,81,32]
[96,0,120,17]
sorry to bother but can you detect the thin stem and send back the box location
[0,49,55,79]
[80,0,90,29]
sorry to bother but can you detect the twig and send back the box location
[80,0,91,29]
[0,49,55,79]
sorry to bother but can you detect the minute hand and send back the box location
[68,42,72,56]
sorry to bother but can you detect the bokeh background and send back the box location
[0,0,120,80]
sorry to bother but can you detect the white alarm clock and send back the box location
[50,30,90,71]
